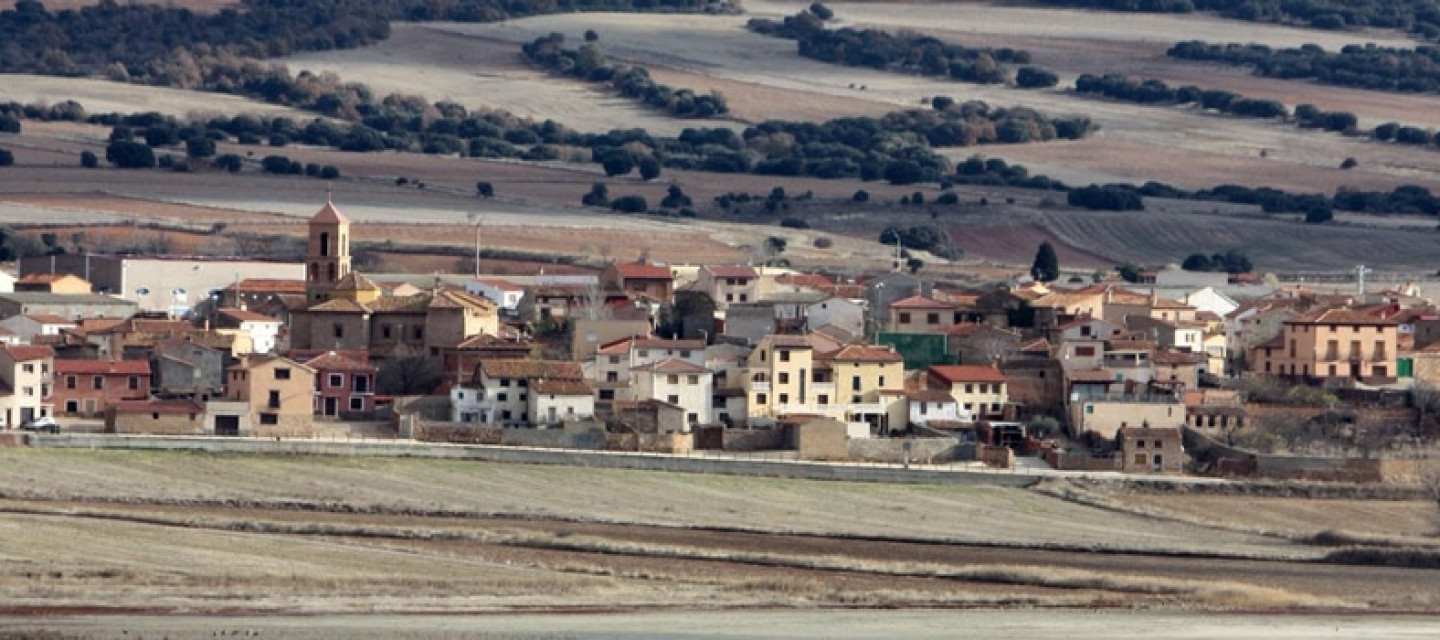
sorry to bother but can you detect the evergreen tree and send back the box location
[1031,241,1059,282]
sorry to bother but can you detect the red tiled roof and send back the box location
[1289,307,1398,326]
[929,365,1006,384]
[611,262,672,280]
[311,201,350,224]
[774,273,834,289]
[53,359,149,375]
[532,378,593,395]
[906,388,954,403]
[632,357,711,374]
[225,279,306,294]
[831,344,903,363]
[1,345,54,361]
[597,336,704,355]
[218,307,280,323]
[480,360,583,380]
[301,351,376,373]
[889,295,955,310]
[703,265,758,278]
[1066,368,1117,383]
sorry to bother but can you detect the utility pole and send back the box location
[1355,264,1372,297]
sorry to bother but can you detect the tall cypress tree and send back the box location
[1031,241,1059,282]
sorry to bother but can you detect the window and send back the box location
[1153,454,1163,468]
[267,390,280,408]
[852,376,861,391]
[1085,404,1094,414]
[638,350,649,358]
[779,350,790,362]
[333,324,344,339]
[739,294,748,302]
[779,393,789,404]
[1074,346,1096,357]
[22,364,33,374]
[599,389,615,400]
[609,355,620,364]
[965,384,974,394]
[412,326,424,341]
[502,410,512,421]
[919,403,928,415]
[153,413,160,420]
[688,375,699,385]
[65,376,76,390]
[817,394,829,405]
[726,293,734,302]
[1375,340,1387,360]
[93,375,103,390]
[136,287,151,297]
[274,368,291,380]
[927,313,939,325]
[382,325,392,339]
[1330,325,1337,332]
[778,372,790,384]
[354,376,369,392]
[898,312,912,324]
[852,395,863,403]
[498,393,508,402]
[259,413,278,425]
[668,394,680,404]
[688,413,698,423]
[1133,453,1147,465]
[755,393,767,405]
[606,371,618,382]
[680,350,692,358]
[348,397,364,411]
[65,400,77,413]
[878,376,886,387]
[500,379,511,387]
[328,374,344,388]
[1136,438,1148,449]
[128,376,139,390]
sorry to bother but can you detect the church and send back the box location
[288,200,500,361]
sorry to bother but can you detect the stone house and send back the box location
[885,295,959,333]
[1250,307,1398,384]
[601,262,674,303]
[53,358,150,417]
[0,314,77,343]
[696,265,759,309]
[151,340,228,399]
[108,399,206,435]
[1116,425,1185,474]
[223,355,315,436]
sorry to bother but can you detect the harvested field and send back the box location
[2,449,1438,615]
[0,74,309,119]
[1111,492,1440,539]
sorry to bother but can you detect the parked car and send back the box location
[20,417,59,433]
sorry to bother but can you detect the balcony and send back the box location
[750,381,771,392]
[773,402,886,417]
[811,381,836,394]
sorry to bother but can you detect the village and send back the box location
[0,199,1432,483]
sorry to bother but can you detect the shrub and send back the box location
[79,150,98,168]
[212,154,243,172]
[105,140,155,169]
[319,165,340,179]
[476,181,494,197]
[0,148,12,167]
[813,236,833,248]
[936,192,959,205]
[1015,66,1059,88]
[611,194,648,213]
[780,217,810,229]
[853,190,870,202]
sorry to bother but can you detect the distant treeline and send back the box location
[522,33,729,118]
[1168,41,1440,95]
[1065,180,1440,221]
[1028,0,1440,39]
[0,0,723,77]
[747,8,1059,87]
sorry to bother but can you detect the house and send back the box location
[451,360,587,426]
[601,262,674,302]
[0,314,76,343]
[53,359,150,417]
[866,273,932,333]
[1070,395,1184,440]
[906,387,969,429]
[14,273,92,295]
[1250,307,1398,384]
[19,254,303,315]
[0,292,138,321]
[943,323,1022,366]
[298,350,377,418]
[467,277,526,312]
[1116,425,1185,474]
[530,378,596,427]
[216,307,283,354]
[885,295,958,333]
[570,318,652,363]
[1152,349,1204,392]
[222,355,316,436]
[151,340,228,399]
[439,332,532,385]
[0,345,54,428]
[927,365,1009,421]
[696,265,759,309]
[518,284,590,324]
[108,398,206,435]
[741,335,902,430]
[218,278,307,312]
[805,297,865,337]
[630,358,713,429]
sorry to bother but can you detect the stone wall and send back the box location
[796,419,848,461]
[722,428,786,452]
[978,444,1014,469]
[845,437,957,464]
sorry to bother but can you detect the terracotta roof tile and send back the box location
[831,344,903,363]
[480,360,583,380]
[889,295,955,310]
[631,358,711,374]
[703,265,758,278]
[311,201,350,224]
[24,314,73,325]
[218,308,280,323]
[929,365,1006,384]
[1066,368,1117,383]
[54,359,150,375]
[611,263,672,280]
[532,378,593,395]
[300,351,376,373]
[1,345,54,361]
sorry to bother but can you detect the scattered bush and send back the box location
[610,194,648,213]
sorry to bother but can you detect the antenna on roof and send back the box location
[325,184,333,204]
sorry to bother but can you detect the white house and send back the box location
[467,277,526,312]
[630,358,713,429]
[216,307,283,355]
[1183,286,1240,319]
[906,388,972,428]
[451,359,586,426]
[590,336,706,386]
[530,378,595,426]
